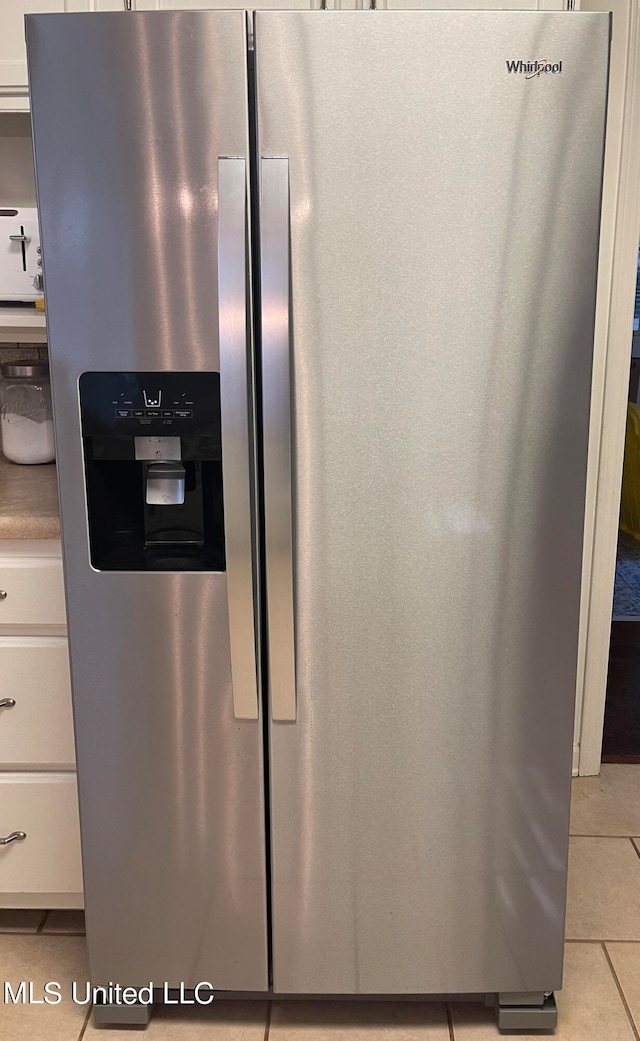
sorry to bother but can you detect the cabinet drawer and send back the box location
[0,773,82,897]
[0,639,74,768]
[0,554,66,630]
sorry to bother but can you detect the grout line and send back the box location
[570,834,640,839]
[602,942,640,1041]
[565,938,603,944]
[446,1002,455,1041]
[76,1004,93,1041]
[632,838,640,861]
[566,939,640,944]
[264,999,272,1041]
[36,911,49,935]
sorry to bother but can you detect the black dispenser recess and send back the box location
[79,372,225,571]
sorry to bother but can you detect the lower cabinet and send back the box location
[0,548,66,631]
[0,638,75,768]
[0,773,83,908]
[0,542,83,909]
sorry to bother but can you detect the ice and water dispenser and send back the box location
[79,372,225,570]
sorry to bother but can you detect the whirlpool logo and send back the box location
[506,58,563,79]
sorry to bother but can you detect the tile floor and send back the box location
[1,765,639,1039]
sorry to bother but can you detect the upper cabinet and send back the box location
[1,2,83,109]
[0,2,123,111]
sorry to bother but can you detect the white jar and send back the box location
[0,362,55,465]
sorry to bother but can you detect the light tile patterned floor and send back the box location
[0,765,639,1039]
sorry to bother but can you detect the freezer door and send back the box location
[256,11,609,995]
[27,12,268,990]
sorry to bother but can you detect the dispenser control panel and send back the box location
[79,371,224,571]
[115,384,193,420]
[79,372,221,457]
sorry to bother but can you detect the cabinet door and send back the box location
[0,638,74,769]
[0,773,82,902]
[0,2,92,99]
[0,553,66,632]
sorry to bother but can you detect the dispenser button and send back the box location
[174,409,193,419]
[115,409,132,419]
[145,462,186,506]
[145,409,161,418]
[132,410,144,418]
[162,410,174,418]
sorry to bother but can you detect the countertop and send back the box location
[0,451,60,539]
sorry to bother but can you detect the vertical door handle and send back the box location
[260,158,296,722]
[218,157,259,721]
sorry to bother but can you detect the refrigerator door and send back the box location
[27,12,268,990]
[256,10,609,995]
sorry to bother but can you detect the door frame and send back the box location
[574,0,640,774]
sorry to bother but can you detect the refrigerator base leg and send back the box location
[494,992,557,1032]
[92,1003,153,1029]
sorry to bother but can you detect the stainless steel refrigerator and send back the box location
[26,9,609,1032]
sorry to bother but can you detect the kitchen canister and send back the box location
[0,362,55,464]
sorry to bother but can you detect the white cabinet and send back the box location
[0,552,66,632]
[0,774,83,905]
[0,541,82,909]
[0,1,95,111]
[0,638,75,768]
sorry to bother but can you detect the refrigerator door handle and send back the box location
[218,157,259,721]
[260,157,297,722]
